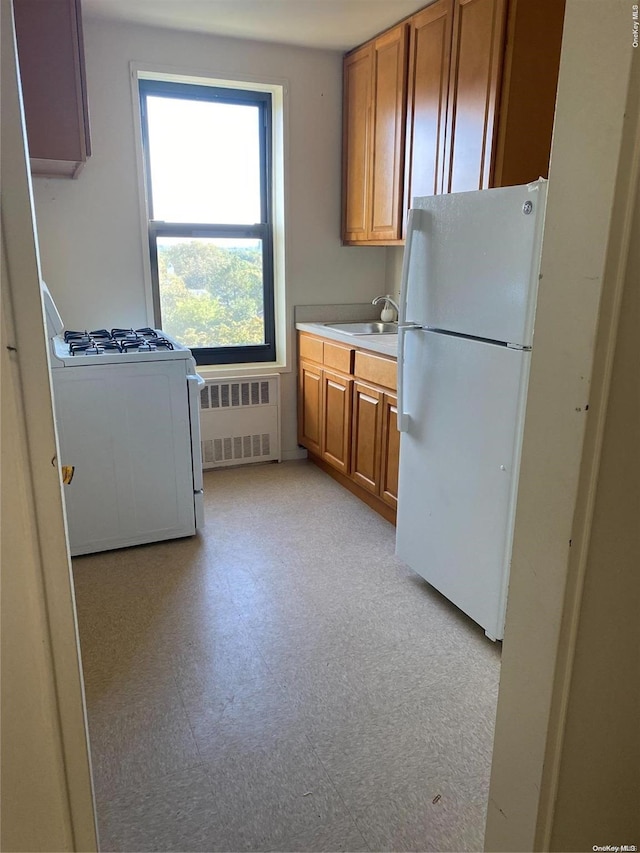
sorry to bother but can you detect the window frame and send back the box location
[139,78,276,365]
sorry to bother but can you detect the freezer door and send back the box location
[403,181,546,346]
[396,329,531,640]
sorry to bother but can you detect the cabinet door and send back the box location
[380,393,400,509]
[351,382,383,495]
[492,0,566,187]
[298,360,323,456]
[342,44,373,242]
[369,24,409,241]
[13,0,91,177]
[322,370,353,475]
[443,0,507,194]
[405,0,452,205]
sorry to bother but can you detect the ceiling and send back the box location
[81,0,428,52]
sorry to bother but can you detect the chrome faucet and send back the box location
[372,294,400,318]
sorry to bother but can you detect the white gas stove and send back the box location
[43,283,204,556]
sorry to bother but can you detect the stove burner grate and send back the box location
[70,341,104,356]
[63,326,176,355]
[64,329,113,343]
[120,336,174,352]
[111,327,159,341]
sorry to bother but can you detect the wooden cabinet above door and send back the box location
[13,0,91,178]
[342,24,408,245]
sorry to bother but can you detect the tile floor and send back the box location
[73,460,501,853]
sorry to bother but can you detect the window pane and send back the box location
[146,96,262,224]
[157,237,265,349]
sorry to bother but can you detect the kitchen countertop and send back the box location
[296,321,398,358]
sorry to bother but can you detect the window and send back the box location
[139,79,275,364]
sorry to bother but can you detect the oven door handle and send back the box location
[187,374,204,495]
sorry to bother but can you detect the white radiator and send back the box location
[199,375,281,469]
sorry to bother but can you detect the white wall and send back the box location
[384,245,404,304]
[30,18,387,456]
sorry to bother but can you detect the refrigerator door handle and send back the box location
[187,373,204,494]
[397,324,421,433]
[399,208,419,326]
[397,207,423,433]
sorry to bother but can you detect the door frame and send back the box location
[486,3,639,849]
[1,1,98,849]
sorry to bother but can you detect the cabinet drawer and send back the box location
[323,341,354,374]
[298,333,323,364]
[354,351,397,391]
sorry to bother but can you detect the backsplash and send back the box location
[294,302,380,324]
[384,246,404,303]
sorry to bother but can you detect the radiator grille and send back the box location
[200,375,280,469]
[200,379,270,410]
[202,433,273,464]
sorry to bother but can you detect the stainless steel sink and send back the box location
[324,321,398,335]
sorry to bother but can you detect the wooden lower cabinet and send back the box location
[351,381,383,495]
[322,370,353,474]
[380,393,400,509]
[297,332,399,522]
[352,383,400,509]
[298,360,322,456]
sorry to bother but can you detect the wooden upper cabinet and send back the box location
[343,44,373,241]
[13,0,91,178]
[342,25,408,244]
[492,0,567,187]
[442,0,565,194]
[342,0,565,240]
[443,0,507,194]
[405,0,453,203]
[368,25,409,241]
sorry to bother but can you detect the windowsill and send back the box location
[195,361,290,379]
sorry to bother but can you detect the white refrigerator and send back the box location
[396,180,547,641]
